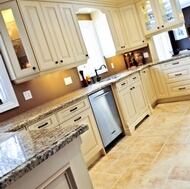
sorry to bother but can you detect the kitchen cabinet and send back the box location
[150,64,169,99]
[56,98,104,167]
[120,4,147,50]
[19,1,88,72]
[136,0,184,37]
[140,67,157,106]
[161,57,190,97]
[0,1,39,83]
[113,73,150,135]
[103,7,129,54]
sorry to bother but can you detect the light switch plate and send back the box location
[64,77,73,85]
[143,52,149,58]
[23,90,33,100]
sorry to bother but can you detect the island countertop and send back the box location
[0,124,88,189]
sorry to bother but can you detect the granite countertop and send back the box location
[0,53,190,133]
[0,124,88,189]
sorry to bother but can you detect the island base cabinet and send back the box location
[5,137,94,189]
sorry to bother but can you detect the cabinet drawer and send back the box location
[129,72,140,83]
[27,114,58,131]
[161,57,190,70]
[116,77,130,92]
[56,98,90,123]
[167,80,190,97]
[163,66,190,84]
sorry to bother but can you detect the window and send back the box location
[77,20,108,79]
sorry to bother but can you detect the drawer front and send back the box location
[129,72,140,83]
[167,81,190,97]
[27,114,58,131]
[163,66,190,84]
[56,98,90,123]
[116,77,130,92]
[161,57,190,70]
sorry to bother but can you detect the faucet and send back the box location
[94,65,107,82]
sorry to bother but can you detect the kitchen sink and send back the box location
[99,74,122,83]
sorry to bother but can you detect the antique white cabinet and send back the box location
[56,98,104,167]
[136,0,184,37]
[0,1,39,83]
[113,73,150,135]
[140,67,157,106]
[120,4,147,50]
[19,1,88,73]
[150,64,169,99]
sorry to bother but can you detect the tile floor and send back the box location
[89,100,190,189]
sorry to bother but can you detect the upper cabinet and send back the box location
[19,1,88,73]
[136,0,184,37]
[119,4,147,50]
[0,1,39,83]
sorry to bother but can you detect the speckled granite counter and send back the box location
[0,124,88,189]
[0,53,190,133]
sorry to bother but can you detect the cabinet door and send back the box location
[140,68,157,105]
[0,1,39,79]
[150,64,169,99]
[41,2,75,65]
[60,108,103,167]
[136,0,183,37]
[104,7,129,53]
[19,1,60,70]
[120,4,146,49]
[118,86,139,126]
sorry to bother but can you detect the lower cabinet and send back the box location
[113,73,150,135]
[140,67,157,106]
[59,108,104,168]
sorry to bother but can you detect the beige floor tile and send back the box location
[169,166,190,181]
[164,179,190,189]
[133,152,158,164]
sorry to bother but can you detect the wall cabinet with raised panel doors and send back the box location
[0,1,39,83]
[112,73,150,135]
[136,0,184,37]
[140,67,157,106]
[19,1,88,74]
[55,98,105,168]
[120,4,147,50]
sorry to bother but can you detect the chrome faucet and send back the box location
[94,65,107,82]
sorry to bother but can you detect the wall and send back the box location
[169,6,190,51]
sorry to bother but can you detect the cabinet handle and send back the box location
[32,67,36,70]
[74,116,81,122]
[172,62,179,65]
[121,46,125,48]
[175,73,182,76]
[60,60,63,63]
[133,77,137,80]
[38,122,49,129]
[178,87,186,90]
[55,61,59,64]
[70,107,77,112]
[121,83,126,86]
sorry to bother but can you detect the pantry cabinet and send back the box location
[0,1,39,82]
[19,1,88,72]
[113,73,150,135]
[140,67,157,106]
[120,4,147,50]
[136,0,184,37]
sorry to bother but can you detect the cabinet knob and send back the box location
[60,60,63,63]
[86,54,88,57]
[142,40,144,43]
[157,27,159,29]
[162,25,164,28]
[130,88,133,90]
[32,67,36,70]
[133,87,135,89]
[55,61,58,64]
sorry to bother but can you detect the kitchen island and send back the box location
[0,124,94,189]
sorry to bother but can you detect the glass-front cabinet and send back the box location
[136,0,184,37]
[0,1,39,83]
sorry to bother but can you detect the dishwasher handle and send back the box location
[92,91,110,101]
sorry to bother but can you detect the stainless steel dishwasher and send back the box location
[89,86,123,147]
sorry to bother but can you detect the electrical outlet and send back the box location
[64,77,73,85]
[23,90,33,100]
[143,52,149,58]
[111,62,114,68]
